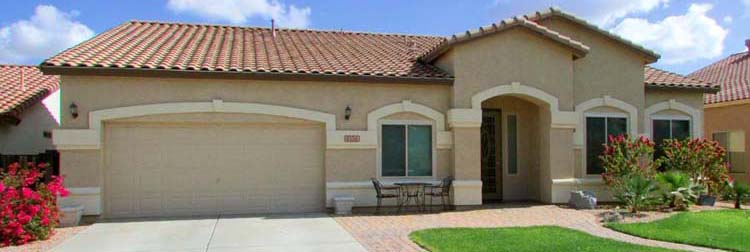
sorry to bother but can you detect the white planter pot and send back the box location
[59,205,84,227]
[333,196,355,215]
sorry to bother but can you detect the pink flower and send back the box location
[0,181,4,192]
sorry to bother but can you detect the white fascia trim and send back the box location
[366,100,446,132]
[447,109,482,128]
[52,129,100,150]
[644,99,703,138]
[469,82,576,129]
[54,100,351,149]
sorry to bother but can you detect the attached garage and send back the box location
[102,114,325,218]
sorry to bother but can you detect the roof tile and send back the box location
[689,52,750,104]
[644,66,717,91]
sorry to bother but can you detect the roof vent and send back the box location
[746,39,750,53]
[271,19,276,39]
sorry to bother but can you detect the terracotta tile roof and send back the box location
[689,52,750,104]
[524,8,661,62]
[420,17,590,62]
[644,66,717,92]
[42,21,452,82]
[0,65,59,119]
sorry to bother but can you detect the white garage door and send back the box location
[104,122,325,218]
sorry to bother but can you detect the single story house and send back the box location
[42,8,717,218]
[0,65,60,156]
[691,40,750,183]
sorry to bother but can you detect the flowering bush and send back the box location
[600,135,660,187]
[1,162,69,246]
[659,138,729,195]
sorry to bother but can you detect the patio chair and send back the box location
[424,176,453,211]
[371,178,401,214]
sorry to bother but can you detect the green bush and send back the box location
[727,179,750,209]
[655,171,703,210]
[612,174,661,213]
[658,139,729,196]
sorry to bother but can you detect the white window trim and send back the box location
[377,119,437,179]
[583,112,629,177]
[504,112,519,176]
[644,100,703,138]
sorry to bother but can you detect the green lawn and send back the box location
[409,226,682,252]
[607,210,750,252]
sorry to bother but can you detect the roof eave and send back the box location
[420,19,589,63]
[528,8,661,63]
[645,84,720,94]
[39,65,455,85]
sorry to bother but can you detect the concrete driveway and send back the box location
[51,213,366,252]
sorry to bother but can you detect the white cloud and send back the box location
[723,16,733,23]
[167,0,311,28]
[611,3,728,64]
[0,5,94,64]
[492,0,669,27]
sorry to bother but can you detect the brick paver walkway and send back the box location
[334,203,723,252]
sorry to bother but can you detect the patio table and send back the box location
[393,182,433,212]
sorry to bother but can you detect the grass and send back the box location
[607,210,750,252]
[409,226,682,252]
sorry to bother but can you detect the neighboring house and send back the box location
[42,8,716,218]
[0,65,60,155]
[690,40,750,183]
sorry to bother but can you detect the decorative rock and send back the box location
[603,207,624,223]
[568,190,597,209]
[59,205,84,227]
[333,196,355,215]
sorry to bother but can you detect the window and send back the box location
[653,118,691,160]
[507,114,518,175]
[381,123,433,177]
[586,115,628,175]
[713,131,746,173]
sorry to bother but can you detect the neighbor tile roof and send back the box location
[644,66,717,91]
[420,16,590,62]
[0,65,59,118]
[42,21,451,80]
[689,52,750,104]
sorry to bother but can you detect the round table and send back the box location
[394,182,433,212]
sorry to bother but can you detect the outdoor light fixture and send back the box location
[69,102,79,119]
[345,106,352,120]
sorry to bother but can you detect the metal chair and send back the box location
[371,178,401,214]
[424,176,454,211]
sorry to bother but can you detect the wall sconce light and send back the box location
[69,102,79,119]
[344,106,352,120]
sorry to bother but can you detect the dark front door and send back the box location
[481,109,502,202]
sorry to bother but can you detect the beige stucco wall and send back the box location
[705,103,750,183]
[59,75,452,130]
[0,92,59,154]
[446,28,576,109]
[538,17,648,131]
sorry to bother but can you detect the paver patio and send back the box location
[334,203,724,252]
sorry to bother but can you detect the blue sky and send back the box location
[1,0,748,75]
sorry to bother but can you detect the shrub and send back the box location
[659,138,729,196]
[655,171,703,210]
[0,162,69,246]
[726,178,750,209]
[612,174,661,213]
[600,135,660,187]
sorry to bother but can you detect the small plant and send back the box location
[0,162,69,246]
[612,174,661,213]
[655,171,703,210]
[726,178,750,209]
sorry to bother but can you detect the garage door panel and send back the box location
[104,122,324,218]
